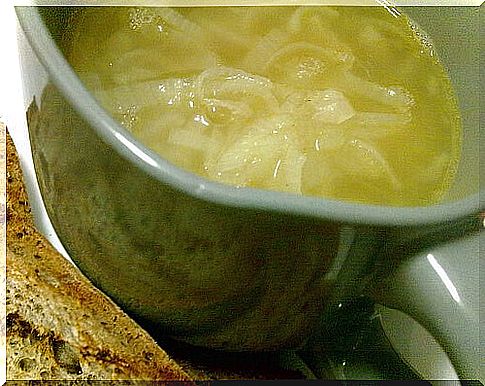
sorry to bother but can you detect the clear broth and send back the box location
[67,6,462,206]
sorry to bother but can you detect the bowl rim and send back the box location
[15,5,483,227]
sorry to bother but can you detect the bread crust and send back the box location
[5,127,192,381]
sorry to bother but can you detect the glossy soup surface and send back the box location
[68,6,461,206]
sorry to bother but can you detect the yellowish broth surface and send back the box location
[68,6,461,206]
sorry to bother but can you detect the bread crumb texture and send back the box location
[5,127,192,382]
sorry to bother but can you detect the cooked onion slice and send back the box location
[202,98,253,123]
[279,146,307,193]
[195,66,278,122]
[95,78,194,111]
[204,116,296,188]
[168,127,220,152]
[349,138,402,191]
[340,72,413,113]
[288,7,343,49]
[351,112,411,126]
[141,7,206,40]
[265,42,354,87]
[310,89,355,124]
[243,28,291,75]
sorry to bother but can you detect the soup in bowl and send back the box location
[68,6,462,207]
[17,5,480,358]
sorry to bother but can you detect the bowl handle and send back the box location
[367,230,482,381]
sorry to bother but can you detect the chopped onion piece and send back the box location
[196,66,279,119]
[282,146,307,193]
[204,116,292,186]
[288,7,343,50]
[168,128,219,152]
[311,89,355,124]
[267,42,353,75]
[351,111,411,126]
[341,72,413,113]
[350,138,402,191]
[146,7,206,39]
[202,98,253,122]
[98,78,194,109]
[243,28,290,74]
[288,7,340,34]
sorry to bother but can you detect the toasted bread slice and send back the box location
[5,126,192,381]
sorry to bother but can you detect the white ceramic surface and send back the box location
[1,1,69,259]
